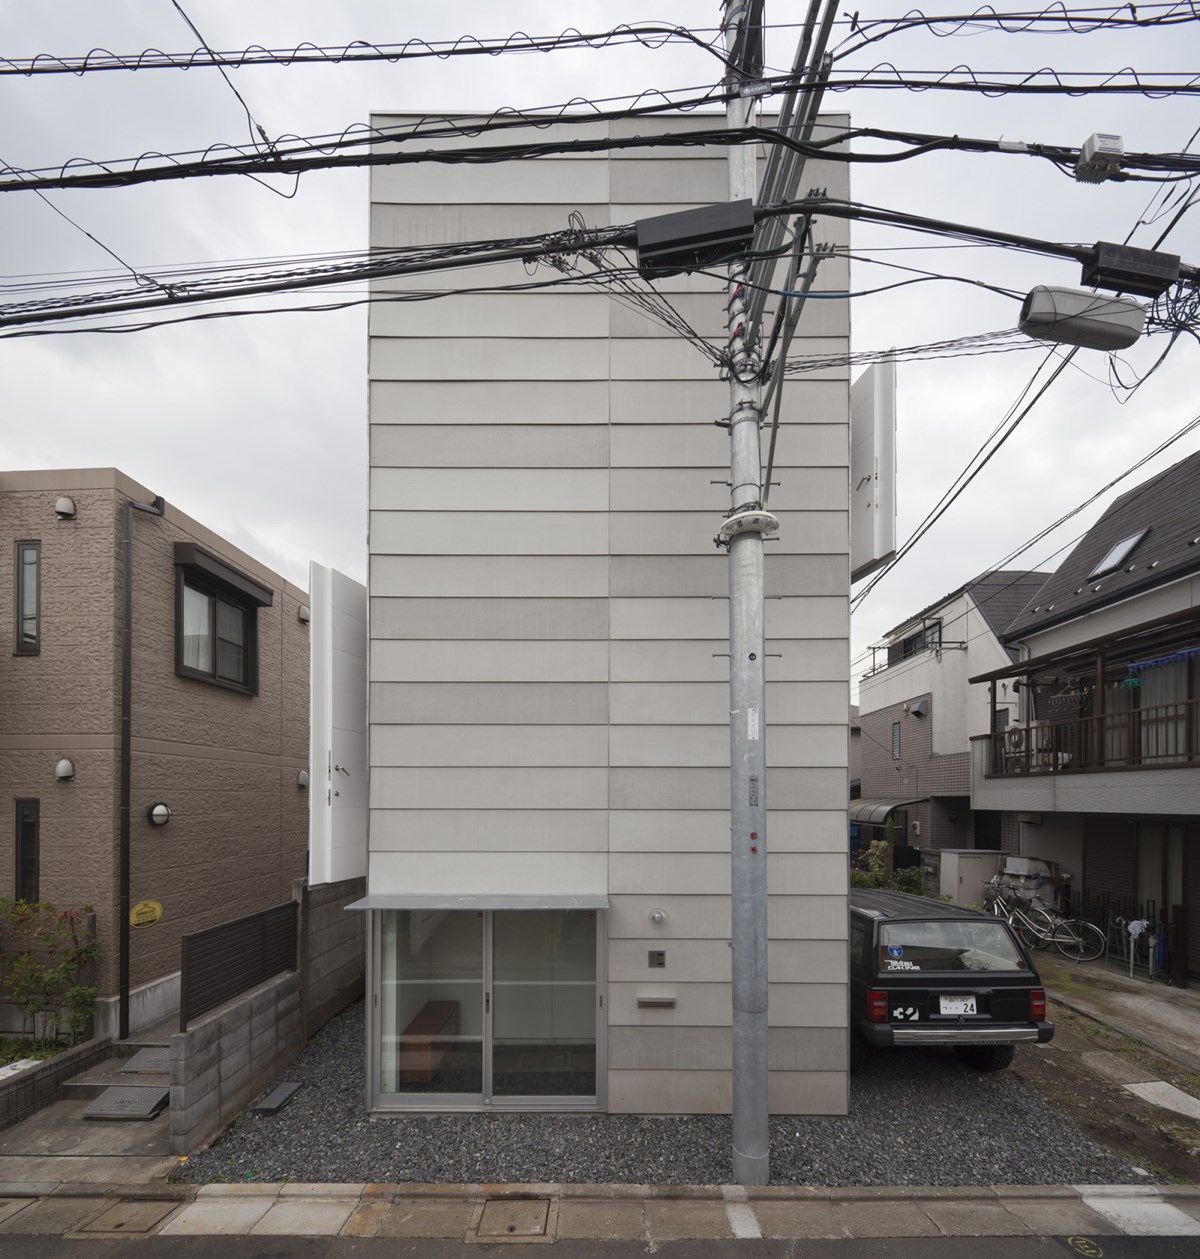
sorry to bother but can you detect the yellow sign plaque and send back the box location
[129,900,163,928]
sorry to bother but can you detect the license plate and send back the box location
[939,995,977,1016]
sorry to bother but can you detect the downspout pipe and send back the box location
[119,494,164,1041]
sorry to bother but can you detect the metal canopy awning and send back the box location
[970,606,1200,684]
[345,893,609,912]
[848,798,925,826]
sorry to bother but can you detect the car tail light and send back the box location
[1030,988,1046,1021]
[866,989,888,1023]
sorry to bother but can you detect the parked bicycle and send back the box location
[983,884,1106,963]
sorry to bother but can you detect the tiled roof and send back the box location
[883,570,1051,649]
[1004,448,1200,640]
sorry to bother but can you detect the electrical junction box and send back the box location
[635,199,756,278]
[1019,286,1145,351]
[1081,241,1180,298]
[1075,132,1123,183]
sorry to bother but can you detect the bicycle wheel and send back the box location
[1053,919,1106,962]
[1013,907,1053,951]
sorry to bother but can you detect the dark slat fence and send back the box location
[180,901,298,1031]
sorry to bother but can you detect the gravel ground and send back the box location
[173,1000,1148,1187]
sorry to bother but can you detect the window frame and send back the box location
[15,799,39,903]
[891,721,901,760]
[14,540,40,656]
[173,544,272,697]
[175,568,259,694]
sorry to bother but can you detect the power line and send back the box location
[8,94,1200,194]
[5,5,1191,77]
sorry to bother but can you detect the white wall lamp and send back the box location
[296,770,310,789]
[146,802,172,827]
[54,757,76,782]
[54,496,77,520]
[648,908,668,926]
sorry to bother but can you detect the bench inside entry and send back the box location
[397,1000,460,1083]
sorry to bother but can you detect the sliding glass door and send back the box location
[376,908,601,1110]
[491,910,597,1101]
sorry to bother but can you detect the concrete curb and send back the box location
[164,1180,1200,1203]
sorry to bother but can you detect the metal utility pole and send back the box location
[721,0,771,1188]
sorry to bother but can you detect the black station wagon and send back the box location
[849,889,1054,1072]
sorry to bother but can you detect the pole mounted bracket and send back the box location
[718,510,780,543]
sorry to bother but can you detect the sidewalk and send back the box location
[0,1181,1198,1240]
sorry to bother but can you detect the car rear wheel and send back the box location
[849,1030,872,1073]
[955,1044,1015,1072]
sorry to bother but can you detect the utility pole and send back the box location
[721,0,772,1188]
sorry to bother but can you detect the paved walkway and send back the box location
[0,1181,1197,1240]
[1036,952,1200,1073]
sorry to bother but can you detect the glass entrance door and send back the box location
[490,910,598,1102]
[380,909,485,1102]
[376,908,600,1109]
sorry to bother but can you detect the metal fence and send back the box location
[180,901,298,1031]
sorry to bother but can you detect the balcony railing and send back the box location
[979,698,1199,776]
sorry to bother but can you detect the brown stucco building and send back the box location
[0,468,309,1036]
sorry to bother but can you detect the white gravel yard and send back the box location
[172,1000,1150,1187]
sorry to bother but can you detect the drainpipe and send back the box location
[119,494,165,1041]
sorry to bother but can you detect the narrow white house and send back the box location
[358,113,854,1115]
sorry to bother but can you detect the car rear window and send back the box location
[879,920,1025,973]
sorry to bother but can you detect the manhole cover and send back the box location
[475,1199,551,1241]
[47,1137,82,1152]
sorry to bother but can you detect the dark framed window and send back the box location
[174,544,273,696]
[891,721,901,760]
[15,541,40,655]
[15,799,38,902]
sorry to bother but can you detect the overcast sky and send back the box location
[2,2,1197,690]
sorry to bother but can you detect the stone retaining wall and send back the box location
[169,971,302,1155]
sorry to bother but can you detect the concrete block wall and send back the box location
[296,876,366,1039]
[169,971,302,1155]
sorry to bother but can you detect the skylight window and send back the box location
[1087,528,1150,580]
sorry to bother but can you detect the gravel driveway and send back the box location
[173,1000,1147,1187]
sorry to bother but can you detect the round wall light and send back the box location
[146,802,172,827]
[648,908,668,926]
[54,757,76,782]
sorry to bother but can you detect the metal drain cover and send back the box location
[474,1199,551,1241]
[120,1048,169,1074]
[83,1087,169,1120]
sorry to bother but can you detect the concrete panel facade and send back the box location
[0,469,308,1020]
[367,115,851,1114]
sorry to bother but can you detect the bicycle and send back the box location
[983,885,1106,962]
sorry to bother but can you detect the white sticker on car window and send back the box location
[886,959,920,971]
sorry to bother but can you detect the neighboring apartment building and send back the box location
[0,468,310,1036]
[361,114,854,1115]
[970,451,1200,978]
[855,570,1050,853]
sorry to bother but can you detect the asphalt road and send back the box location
[1,1237,1196,1259]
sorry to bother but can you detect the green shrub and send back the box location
[0,899,98,1049]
